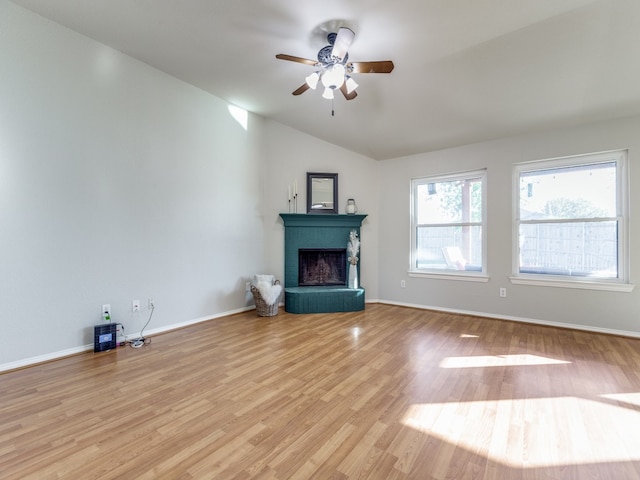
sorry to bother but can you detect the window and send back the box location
[513,150,631,290]
[410,170,486,279]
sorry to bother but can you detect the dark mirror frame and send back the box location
[306,172,338,214]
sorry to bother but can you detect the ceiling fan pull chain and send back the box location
[331,97,335,117]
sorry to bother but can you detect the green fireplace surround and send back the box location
[279,213,367,313]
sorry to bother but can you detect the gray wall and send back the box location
[0,2,269,367]
[377,115,640,335]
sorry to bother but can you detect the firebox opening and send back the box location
[298,248,347,286]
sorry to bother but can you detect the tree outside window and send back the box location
[515,151,627,283]
[411,170,486,274]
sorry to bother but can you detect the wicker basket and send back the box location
[250,279,282,317]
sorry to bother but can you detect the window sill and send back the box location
[509,276,635,292]
[409,271,490,283]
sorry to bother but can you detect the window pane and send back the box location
[417,178,483,224]
[416,225,483,271]
[519,221,618,278]
[520,162,617,220]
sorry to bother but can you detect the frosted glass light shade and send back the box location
[345,76,358,94]
[305,72,319,89]
[322,87,335,99]
[321,63,346,89]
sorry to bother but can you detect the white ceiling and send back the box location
[10,0,640,160]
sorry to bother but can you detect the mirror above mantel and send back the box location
[307,172,338,214]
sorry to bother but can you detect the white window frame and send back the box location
[511,150,633,292]
[409,169,488,282]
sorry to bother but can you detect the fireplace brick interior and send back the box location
[298,248,347,286]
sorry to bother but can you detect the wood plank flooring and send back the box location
[2,304,640,479]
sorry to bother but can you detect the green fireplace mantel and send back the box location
[279,213,367,228]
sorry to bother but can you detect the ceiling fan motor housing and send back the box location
[317,44,348,65]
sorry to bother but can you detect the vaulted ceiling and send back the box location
[10,0,640,160]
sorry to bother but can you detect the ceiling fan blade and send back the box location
[331,27,355,61]
[292,83,310,96]
[348,60,395,74]
[276,54,318,66]
[340,83,357,101]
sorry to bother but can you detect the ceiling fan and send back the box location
[276,27,394,102]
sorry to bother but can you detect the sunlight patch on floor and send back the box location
[402,397,640,467]
[600,392,640,407]
[439,354,570,369]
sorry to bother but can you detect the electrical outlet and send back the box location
[132,299,140,312]
[499,288,507,298]
[148,298,154,309]
[102,304,111,321]
[400,280,406,288]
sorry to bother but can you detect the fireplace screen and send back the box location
[298,248,347,286]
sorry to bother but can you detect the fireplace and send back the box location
[298,249,346,286]
[280,213,367,313]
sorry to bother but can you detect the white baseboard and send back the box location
[5,301,637,373]
[123,306,255,340]
[377,300,640,339]
[0,344,95,373]
[0,305,256,373]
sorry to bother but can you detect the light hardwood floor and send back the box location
[2,304,640,479]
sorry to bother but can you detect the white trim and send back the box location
[0,305,256,373]
[378,300,640,338]
[124,306,256,340]
[513,149,629,284]
[409,271,490,283]
[410,168,487,277]
[4,301,639,372]
[0,345,95,374]
[515,149,627,169]
[509,276,634,292]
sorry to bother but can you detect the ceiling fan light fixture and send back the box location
[321,63,346,89]
[345,76,358,94]
[305,72,319,89]
[276,28,394,103]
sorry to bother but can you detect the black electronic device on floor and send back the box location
[94,323,117,352]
